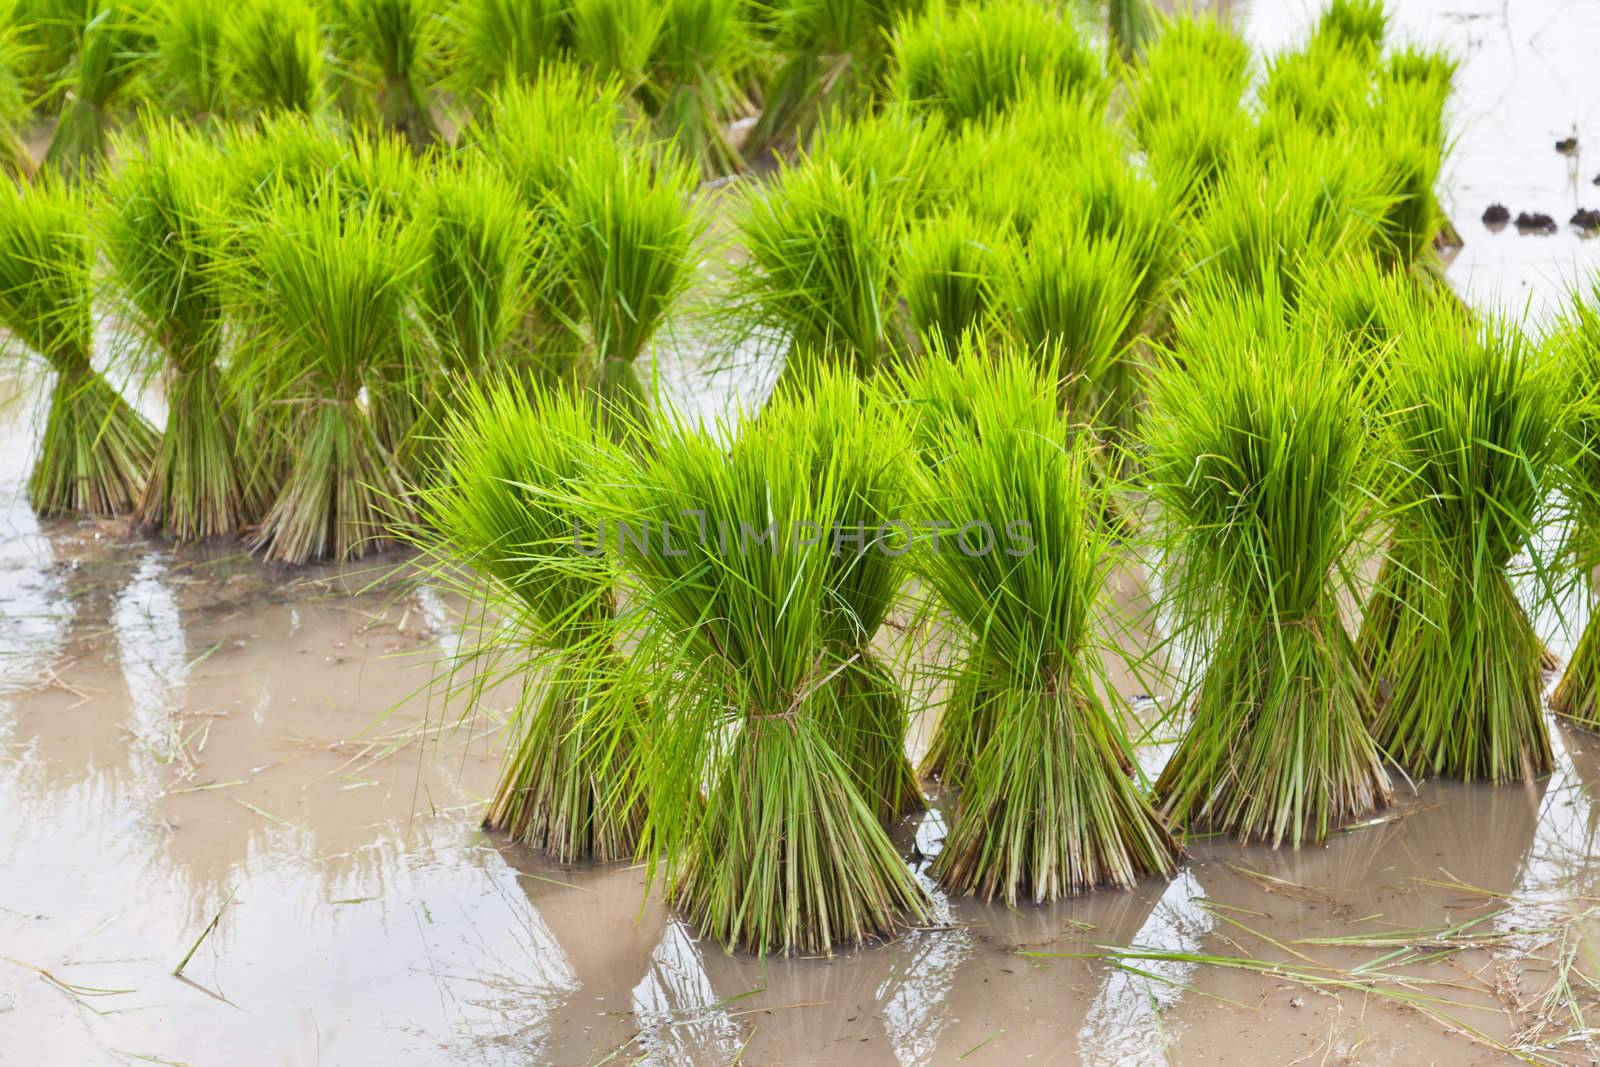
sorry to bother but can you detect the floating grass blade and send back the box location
[1145,284,1391,846]
[904,335,1177,902]
[417,378,643,860]
[101,120,260,540]
[228,188,419,564]
[0,174,156,514]
[1362,309,1561,782]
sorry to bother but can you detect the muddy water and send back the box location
[6,3,1600,1066]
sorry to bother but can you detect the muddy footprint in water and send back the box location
[1515,211,1559,235]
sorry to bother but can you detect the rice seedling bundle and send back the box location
[1311,0,1387,58]
[1362,311,1561,782]
[1105,0,1156,61]
[1552,281,1600,728]
[1259,41,1374,142]
[0,4,31,178]
[0,175,157,515]
[643,0,750,175]
[40,0,148,177]
[419,377,643,860]
[906,336,1178,902]
[551,143,701,412]
[151,0,235,122]
[233,0,325,115]
[216,111,348,208]
[888,0,1102,127]
[229,188,420,563]
[451,0,574,94]
[594,382,930,955]
[330,0,443,147]
[1121,10,1249,144]
[742,0,912,157]
[1145,289,1391,846]
[898,207,1007,349]
[100,121,261,541]
[570,0,662,91]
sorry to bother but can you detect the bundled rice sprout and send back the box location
[596,387,930,955]
[907,336,1178,902]
[1145,284,1391,846]
[643,0,749,175]
[1552,280,1600,728]
[1123,11,1249,143]
[216,110,347,208]
[1362,309,1562,782]
[759,370,921,822]
[151,0,235,122]
[889,0,1102,127]
[0,1,37,178]
[742,0,909,156]
[570,0,662,91]
[0,175,156,514]
[330,0,443,147]
[41,0,147,177]
[230,188,419,563]
[419,378,643,860]
[898,207,1007,349]
[100,121,261,540]
[450,0,573,94]
[1311,0,1387,58]
[233,0,324,115]
[554,142,702,413]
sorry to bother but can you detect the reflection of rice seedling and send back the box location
[1146,287,1391,845]
[419,378,643,860]
[0,175,157,514]
[908,336,1178,902]
[100,121,261,540]
[743,0,909,157]
[229,190,419,563]
[889,0,1101,127]
[554,144,702,413]
[41,0,147,177]
[898,208,1006,348]
[643,0,749,175]
[1552,282,1600,728]
[451,0,573,94]
[152,0,234,122]
[596,388,930,955]
[1363,310,1561,782]
[330,0,442,147]
[233,0,324,115]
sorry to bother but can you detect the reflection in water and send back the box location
[632,920,745,1062]
[113,553,190,758]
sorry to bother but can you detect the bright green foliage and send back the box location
[331,0,443,147]
[101,121,262,540]
[645,0,750,175]
[592,377,930,955]
[418,378,643,860]
[1551,281,1600,727]
[0,175,156,514]
[571,0,662,89]
[1313,0,1386,57]
[0,2,30,178]
[41,0,148,177]
[233,0,324,115]
[452,0,573,92]
[1146,287,1391,846]
[1363,311,1562,782]
[889,0,1102,126]
[907,337,1178,901]
[899,208,1007,348]
[152,0,235,121]
[229,189,421,563]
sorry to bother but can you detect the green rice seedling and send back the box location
[1379,45,1455,156]
[1551,281,1600,728]
[41,0,148,178]
[330,0,443,148]
[592,390,930,955]
[473,65,628,208]
[451,0,573,94]
[1362,311,1562,782]
[229,189,421,564]
[1106,0,1155,61]
[418,377,643,860]
[742,0,912,157]
[0,4,31,178]
[757,370,921,822]
[101,121,262,541]
[1311,0,1386,57]
[0,175,157,515]
[898,208,1007,349]
[233,0,325,115]
[905,336,1178,901]
[570,0,662,91]
[806,105,950,218]
[888,0,1102,127]
[1259,40,1374,141]
[214,110,346,207]
[1145,288,1391,846]
[643,0,750,175]
[997,216,1143,420]
[733,145,915,379]
[151,0,234,122]
[552,143,702,412]
[1122,10,1249,143]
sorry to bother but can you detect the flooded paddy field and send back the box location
[6,1,1600,1065]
